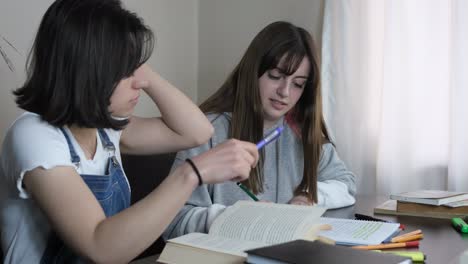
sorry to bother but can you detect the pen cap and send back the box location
[256,126,285,149]
[452,217,466,225]
[264,126,284,141]
[452,217,468,233]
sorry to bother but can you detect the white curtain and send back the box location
[321,0,468,195]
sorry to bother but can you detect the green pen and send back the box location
[236,182,259,201]
[373,250,425,262]
[452,217,468,233]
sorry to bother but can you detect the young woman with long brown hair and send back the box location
[164,21,356,240]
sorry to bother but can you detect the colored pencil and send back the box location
[352,241,419,250]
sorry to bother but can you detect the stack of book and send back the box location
[374,190,468,219]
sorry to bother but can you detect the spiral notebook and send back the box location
[318,217,401,246]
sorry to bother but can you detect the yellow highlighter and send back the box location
[374,250,426,262]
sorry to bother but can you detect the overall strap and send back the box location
[97,129,116,153]
[59,127,80,166]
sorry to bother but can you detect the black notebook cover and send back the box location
[245,240,412,264]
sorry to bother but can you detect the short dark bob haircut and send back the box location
[14,0,154,129]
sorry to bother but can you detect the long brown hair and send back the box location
[200,21,329,202]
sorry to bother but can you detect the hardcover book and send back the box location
[245,240,411,264]
[389,190,468,206]
[374,200,468,219]
[398,200,468,216]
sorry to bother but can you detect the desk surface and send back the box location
[132,195,468,264]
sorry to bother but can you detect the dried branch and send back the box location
[0,45,15,72]
[0,35,20,72]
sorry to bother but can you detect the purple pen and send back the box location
[256,126,284,149]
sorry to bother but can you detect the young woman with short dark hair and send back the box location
[0,1,258,263]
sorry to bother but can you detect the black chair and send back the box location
[121,152,176,260]
[0,230,3,261]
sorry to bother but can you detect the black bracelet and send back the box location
[185,158,203,186]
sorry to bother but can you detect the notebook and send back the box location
[318,217,401,246]
[245,240,411,264]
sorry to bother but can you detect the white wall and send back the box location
[0,0,323,141]
[0,0,199,140]
[197,0,324,102]
[125,1,199,117]
[0,0,47,141]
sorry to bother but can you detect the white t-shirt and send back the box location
[0,112,126,263]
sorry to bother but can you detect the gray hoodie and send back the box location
[163,113,356,240]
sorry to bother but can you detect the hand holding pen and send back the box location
[237,126,284,201]
[185,139,259,184]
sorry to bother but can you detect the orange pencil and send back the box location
[352,241,419,250]
[391,233,424,243]
[393,229,422,239]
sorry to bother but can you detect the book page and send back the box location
[318,217,400,245]
[209,201,326,245]
[168,232,265,256]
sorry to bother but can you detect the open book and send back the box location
[158,201,326,264]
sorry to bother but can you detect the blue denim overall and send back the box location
[40,128,131,263]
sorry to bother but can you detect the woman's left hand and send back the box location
[132,64,154,92]
[288,195,314,206]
